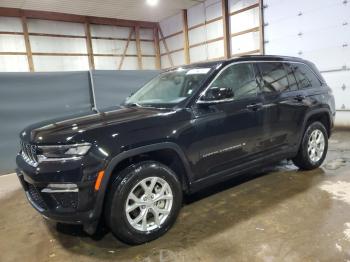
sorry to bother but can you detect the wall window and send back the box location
[210,63,259,99]
[257,62,289,93]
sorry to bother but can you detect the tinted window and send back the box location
[210,63,259,99]
[284,63,298,91]
[289,63,321,89]
[258,62,289,93]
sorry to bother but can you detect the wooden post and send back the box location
[258,0,265,55]
[135,25,143,69]
[119,28,134,70]
[158,25,173,67]
[182,10,190,64]
[222,0,231,58]
[84,22,95,69]
[21,16,34,72]
[153,26,161,69]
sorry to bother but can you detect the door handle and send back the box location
[294,95,306,102]
[246,103,263,111]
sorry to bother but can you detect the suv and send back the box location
[16,55,335,245]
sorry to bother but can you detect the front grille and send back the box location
[20,141,38,167]
[27,184,48,210]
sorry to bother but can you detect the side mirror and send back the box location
[197,87,234,105]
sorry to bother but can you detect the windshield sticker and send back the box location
[186,68,211,75]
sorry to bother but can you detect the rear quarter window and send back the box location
[290,63,321,89]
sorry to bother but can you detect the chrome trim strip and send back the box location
[41,188,79,193]
[37,155,83,163]
[37,142,91,149]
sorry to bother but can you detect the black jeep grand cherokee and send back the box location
[16,55,335,244]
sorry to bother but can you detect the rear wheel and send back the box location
[105,161,182,245]
[292,121,328,170]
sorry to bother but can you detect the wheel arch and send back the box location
[90,142,193,226]
[304,109,332,138]
[297,108,333,149]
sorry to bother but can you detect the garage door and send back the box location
[263,0,350,118]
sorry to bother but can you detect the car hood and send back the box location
[20,106,175,144]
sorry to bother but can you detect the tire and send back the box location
[292,121,328,170]
[105,161,182,245]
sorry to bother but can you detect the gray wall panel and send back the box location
[0,70,160,174]
[92,70,160,109]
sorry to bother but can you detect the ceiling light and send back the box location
[146,0,159,6]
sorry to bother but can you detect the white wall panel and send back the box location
[139,28,154,40]
[188,3,205,28]
[190,45,207,63]
[0,55,28,72]
[205,0,220,7]
[228,0,258,13]
[27,19,85,36]
[0,35,26,52]
[230,7,259,33]
[0,17,23,32]
[171,50,185,67]
[94,56,121,70]
[186,0,224,65]
[159,13,183,37]
[207,40,225,59]
[121,57,138,70]
[125,41,137,55]
[206,19,223,40]
[189,26,206,46]
[30,36,87,53]
[90,24,131,38]
[161,55,171,69]
[205,0,222,21]
[92,39,126,55]
[302,48,350,72]
[140,41,155,55]
[160,40,166,54]
[334,111,350,127]
[231,31,259,55]
[33,55,89,71]
[166,34,184,51]
[322,71,350,110]
[142,57,156,70]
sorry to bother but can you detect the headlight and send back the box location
[37,143,91,162]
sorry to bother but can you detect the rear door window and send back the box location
[257,62,289,93]
[284,63,298,91]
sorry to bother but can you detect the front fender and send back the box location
[86,142,193,232]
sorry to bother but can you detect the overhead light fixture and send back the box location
[146,0,159,6]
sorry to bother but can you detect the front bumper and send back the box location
[16,153,106,234]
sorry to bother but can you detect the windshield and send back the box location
[125,67,213,107]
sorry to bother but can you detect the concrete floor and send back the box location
[1,131,350,262]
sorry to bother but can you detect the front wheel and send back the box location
[105,161,182,245]
[292,121,328,170]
